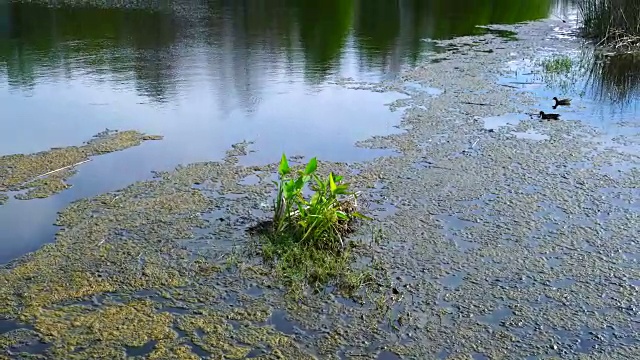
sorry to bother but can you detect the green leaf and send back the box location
[278,153,290,176]
[334,175,344,182]
[329,173,337,193]
[284,180,296,198]
[304,157,317,175]
[336,211,349,220]
[352,211,373,221]
[334,184,350,194]
[313,174,325,191]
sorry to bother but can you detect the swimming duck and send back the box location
[539,111,560,120]
[553,97,571,106]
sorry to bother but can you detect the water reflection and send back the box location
[0,0,558,103]
[585,52,640,106]
[0,0,562,264]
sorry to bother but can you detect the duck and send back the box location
[553,97,571,106]
[539,111,561,120]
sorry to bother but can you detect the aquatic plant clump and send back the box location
[253,154,373,294]
[577,0,640,51]
[539,55,573,74]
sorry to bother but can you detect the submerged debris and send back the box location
[0,130,163,201]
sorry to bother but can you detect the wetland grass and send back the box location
[577,0,640,51]
[539,55,574,74]
[252,154,373,296]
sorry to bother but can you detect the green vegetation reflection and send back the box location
[1,0,557,94]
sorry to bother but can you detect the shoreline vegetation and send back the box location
[577,0,640,51]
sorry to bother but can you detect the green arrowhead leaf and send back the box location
[304,157,317,175]
[278,153,290,176]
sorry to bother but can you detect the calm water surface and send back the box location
[0,0,596,263]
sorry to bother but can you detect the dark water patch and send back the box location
[222,290,238,305]
[186,341,211,358]
[267,310,296,335]
[434,214,479,233]
[172,325,211,358]
[158,306,191,315]
[126,340,157,357]
[548,278,576,289]
[402,82,443,96]
[366,182,398,220]
[511,130,550,141]
[522,185,542,194]
[598,188,640,211]
[246,345,272,358]
[0,319,23,334]
[552,326,640,355]
[541,253,564,268]
[478,307,514,327]
[334,294,362,309]
[377,350,402,359]
[244,285,264,297]
[437,349,451,359]
[0,326,49,356]
[439,271,466,290]
[482,113,525,131]
[448,235,480,253]
[239,174,261,186]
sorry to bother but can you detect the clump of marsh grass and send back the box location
[536,54,589,94]
[539,55,574,74]
[577,0,640,51]
[250,154,373,296]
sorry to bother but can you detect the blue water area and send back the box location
[0,0,577,264]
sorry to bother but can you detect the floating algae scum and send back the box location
[2,16,640,360]
[0,130,163,202]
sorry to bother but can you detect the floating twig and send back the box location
[33,159,91,180]
[509,81,544,85]
[500,84,519,89]
[461,101,493,106]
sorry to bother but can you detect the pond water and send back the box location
[0,0,609,263]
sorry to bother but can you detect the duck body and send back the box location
[553,97,571,106]
[539,111,561,120]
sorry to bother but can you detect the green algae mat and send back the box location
[0,141,395,359]
[0,130,163,203]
